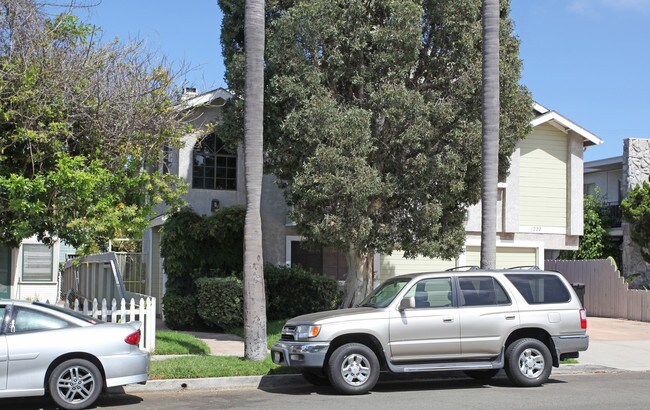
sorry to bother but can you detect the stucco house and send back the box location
[584,138,650,282]
[139,89,603,306]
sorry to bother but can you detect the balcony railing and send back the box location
[602,202,622,228]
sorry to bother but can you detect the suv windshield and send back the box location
[359,277,411,308]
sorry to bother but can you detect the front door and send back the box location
[0,247,10,299]
[389,277,460,362]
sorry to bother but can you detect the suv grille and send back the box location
[281,325,296,341]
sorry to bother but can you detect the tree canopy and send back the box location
[218,0,533,305]
[0,0,187,252]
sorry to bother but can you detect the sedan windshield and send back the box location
[359,277,411,308]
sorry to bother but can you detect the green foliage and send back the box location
[217,0,532,264]
[161,293,201,330]
[264,265,342,320]
[561,195,607,260]
[195,276,244,330]
[161,206,245,295]
[621,181,650,263]
[0,3,187,251]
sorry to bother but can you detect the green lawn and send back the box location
[149,355,297,379]
[154,330,211,355]
[225,319,286,349]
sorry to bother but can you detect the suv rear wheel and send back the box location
[505,338,552,387]
[327,343,379,394]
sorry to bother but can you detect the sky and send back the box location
[71,0,650,162]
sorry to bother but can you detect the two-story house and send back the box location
[141,89,603,306]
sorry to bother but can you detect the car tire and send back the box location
[302,369,331,386]
[464,369,500,381]
[327,343,379,395]
[48,358,103,410]
[504,338,552,387]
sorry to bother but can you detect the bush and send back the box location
[195,276,244,330]
[162,293,201,330]
[265,265,342,320]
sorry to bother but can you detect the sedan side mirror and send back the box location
[398,297,415,311]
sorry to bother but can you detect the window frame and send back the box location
[192,132,237,191]
[21,243,54,283]
[457,276,512,307]
[403,277,454,309]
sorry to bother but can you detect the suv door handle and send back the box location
[505,315,516,320]
[443,317,454,323]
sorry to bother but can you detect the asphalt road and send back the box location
[3,371,650,410]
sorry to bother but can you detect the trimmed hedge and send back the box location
[195,276,243,330]
[162,293,201,330]
[265,265,342,320]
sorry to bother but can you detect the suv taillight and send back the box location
[579,309,587,329]
[125,329,141,346]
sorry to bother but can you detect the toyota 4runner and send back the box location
[271,268,589,394]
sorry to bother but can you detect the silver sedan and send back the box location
[0,299,149,409]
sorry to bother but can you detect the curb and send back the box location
[122,365,624,394]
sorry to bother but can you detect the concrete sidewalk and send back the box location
[134,316,650,394]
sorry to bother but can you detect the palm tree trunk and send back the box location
[480,0,499,269]
[243,0,267,361]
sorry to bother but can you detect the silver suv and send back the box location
[271,269,589,394]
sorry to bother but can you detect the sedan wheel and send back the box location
[49,358,103,410]
[327,343,379,395]
[505,338,552,387]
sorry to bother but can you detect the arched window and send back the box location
[192,133,237,190]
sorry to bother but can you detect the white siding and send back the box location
[519,124,568,228]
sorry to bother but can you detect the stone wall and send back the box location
[622,138,650,285]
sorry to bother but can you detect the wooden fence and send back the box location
[63,297,156,352]
[546,259,650,322]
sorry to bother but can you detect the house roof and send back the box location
[532,102,603,147]
[177,87,233,110]
[584,156,623,174]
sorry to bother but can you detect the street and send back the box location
[2,371,649,410]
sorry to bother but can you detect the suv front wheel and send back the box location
[505,338,552,387]
[327,343,379,394]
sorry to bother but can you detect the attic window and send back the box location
[192,133,237,191]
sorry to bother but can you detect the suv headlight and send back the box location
[295,324,321,340]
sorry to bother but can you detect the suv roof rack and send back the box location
[445,266,480,271]
[506,265,541,270]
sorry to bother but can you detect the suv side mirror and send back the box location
[398,297,415,311]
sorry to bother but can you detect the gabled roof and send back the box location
[177,87,233,110]
[531,102,603,147]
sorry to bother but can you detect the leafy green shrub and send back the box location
[195,276,244,330]
[161,206,245,295]
[162,293,201,330]
[265,265,342,320]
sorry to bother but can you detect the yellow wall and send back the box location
[465,246,537,269]
[519,124,568,228]
[380,251,455,279]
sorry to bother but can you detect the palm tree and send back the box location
[243,0,267,361]
[480,0,499,269]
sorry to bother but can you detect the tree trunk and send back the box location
[243,0,267,361]
[341,247,374,308]
[480,0,499,270]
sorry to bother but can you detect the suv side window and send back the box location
[458,276,511,307]
[505,274,570,304]
[404,277,453,308]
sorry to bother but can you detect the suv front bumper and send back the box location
[271,340,330,368]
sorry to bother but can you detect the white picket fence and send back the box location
[64,297,157,352]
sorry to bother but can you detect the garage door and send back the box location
[465,246,537,269]
[379,251,456,280]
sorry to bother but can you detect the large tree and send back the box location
[242,0,267,361]
[218,0,532,306]
[0,0,186,253]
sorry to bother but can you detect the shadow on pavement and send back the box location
[0,391,143,410]
[258,370,567,396]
